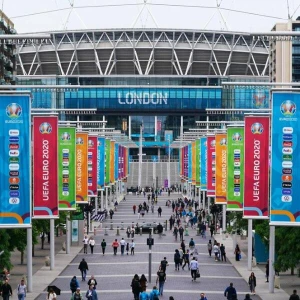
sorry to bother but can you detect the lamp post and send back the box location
[167,138,171,189]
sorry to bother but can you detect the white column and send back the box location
[105,187,108,209]
[222,204,226,239]
[50,219,55,270]
[154,116,157,140]
[100,190,104,210]
[180,116,183,137]
[168,139,170,188]
[26,228,33,292]
[202,191,206,213]
[95,195,98,215]
[128,116,132,139]
[247,219,253,271]
[66,215,71,254]
[138,125,143,189]
[198,187,201,208]
[269,226,275,293]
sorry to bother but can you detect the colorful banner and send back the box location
[88,136,98,196]
[200,137,207,191]
[192,141,196,185]
[33,116,58,218]
[110,140,115,184]
[195,139,200,187]
[207,136,216,197]
[270,92,300,225]
[115,143,119,181]
[227,127,244,211]
[58,127,76,210]
[244,116,270,219]
[76,132,88,203]
[188,143,192,183]
[97,137,105,190]
[0,95,31,227]
[215,134,227,204]
[105,139,110,186]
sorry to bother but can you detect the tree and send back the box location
[0,230,13,271]
[10,229,27,265]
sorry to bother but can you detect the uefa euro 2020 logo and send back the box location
[76,137,84,144]
[6,103,22,118]
[61,132,71,140]
[88,139,94,148]
[251,123,264,134]
[39,122,52,134]
[280,100,296,116]
[232,133,242,141]
[253,94,267,108]
[210,140,216,148]
[220,138,227,146]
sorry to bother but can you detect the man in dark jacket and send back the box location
[0,279,13,300]
[224,282,237,300]
[290,290,300,300]
[78,258,89,281]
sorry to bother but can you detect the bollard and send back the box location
[104,226,108,236]
[196,228,200,236]
[116,226,120,236]
[140,228,142,236]
[165,220,168,231]
[121,222,124,230]
[110,222,113,230]
[94,226,97,236]
[184,227,189,236]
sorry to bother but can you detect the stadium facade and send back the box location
[16,29,270,157]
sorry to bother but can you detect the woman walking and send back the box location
[131,274,141,300]
[139,274,147,291]
[248,272,256,295]
[89,237,95,254]
[234,244,241,261]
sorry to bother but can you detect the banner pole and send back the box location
[50,219,55,270]
[247,219,252,270]
[26,228,33,292]
[269,225,275,293]
[100,190,104,210]
[222,204,226,240]
[66,214,71,254]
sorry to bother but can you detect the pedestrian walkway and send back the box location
[16,192,293,300]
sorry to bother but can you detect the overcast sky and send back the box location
[3,0,300,33]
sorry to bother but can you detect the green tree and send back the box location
[0,230,13,271]
[10,229,27,265]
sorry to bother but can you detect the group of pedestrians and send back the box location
[111,238,135,255]
[69,274,98,300]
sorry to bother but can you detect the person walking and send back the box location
[200,293,208,300]
[101,239,106,255]
[83,235,89,254]
[289,290,300,300]
[156,268,166,296]
[244,294,252,300]
[179,226,184,241]
[70,276,80,294]
[224,282,237,300]
[174,249,181,271]
[149,286,160,300]
[131,274,141,300]
[189,238,195,251]
[173,227,178,241]
[139,290,150,300]
[112,239,119,255]
[71,287,83,300]
[126,226,131,238]
[234,244,241,261]
[89,237,95,254]
[157,207,162,217]
[126,241,130,255]
[248,272,256,295]
[213,242,220,262]
[133,205,137,214]
[85,285,98,300]
[207,240,212,257]
[17,279,26,300]
[87,275,97,290]
[160,257,169,273]
[130,239,136,255]
[182,249,190,270]
[265,259,269,282]
[78,258,89,281]
[190,257,199,282]
[209,223,215,237]
[47,288,56,300]
[220,244,227,262]
[140,274,148,292]
[120,238,126,255]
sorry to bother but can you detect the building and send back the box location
[16,29,270,157]
[0,9,17,85]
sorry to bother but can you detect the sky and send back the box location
[2,0,300,33]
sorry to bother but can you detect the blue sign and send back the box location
[0,95,31,227]
[97,137,105,190]
[270,92,300,225]
[234,88,269,109]
[200,137,207,191]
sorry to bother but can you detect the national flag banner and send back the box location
[207,136,216,197]
[88,135,98,196]
[270,92,300,225]
[110,140,115,184]
[105,139,110,187]
[244,116,270,219]
[97,137,105,190]
[114,142,119,181]
[227,127,244,211]
[0,95,31,227]
[195,139,200,187]
[76,132,88,203]
[188,143,192,183]
[33,116,58,218]
[58,127,76,210]
[192,141,196,185]
[215,133,227,204]
[157,120,162,132]
[200,137,208,191]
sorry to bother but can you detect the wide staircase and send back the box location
[127,161,181,188]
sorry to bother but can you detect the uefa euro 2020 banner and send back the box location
[270,92,300,225]
[227,127,244,211]
[76,132,88,203]
[215,134,227,204]
[244,116,270,219]
[200,137,207,191]
[88,135,98,196]
[33,116,59,218]
[207,136,216,197]
[58,127,76,210]
[195,139,200,187]
[192,141,196,185]
[0,95,31,227]
[105,139,111,186]
[97,137,105,190]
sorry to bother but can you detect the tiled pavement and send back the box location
[33,194,263,300]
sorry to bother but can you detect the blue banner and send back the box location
[188,143,192,183]
[0,95,31,227]
[200,137,207,191]
[114,143,119,181]
[97,137,105,190]
[270,92,300,225]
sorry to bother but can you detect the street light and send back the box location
[167,138,171,189]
